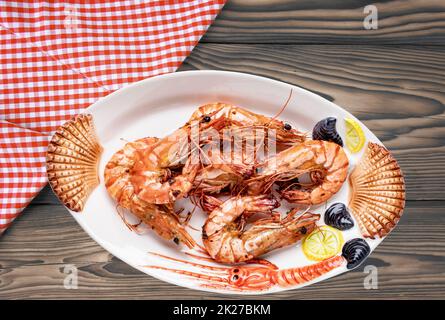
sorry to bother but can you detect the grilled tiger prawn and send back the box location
[189,102,306,148]
[202,195,320,264]
[247,140,349,205]
[128,114,230,205]
[188,102,307,196]
[104,137,196,248]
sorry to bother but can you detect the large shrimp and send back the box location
[247,140,349,205]
[146,252,344,292]
[202,195,320,264]
[188,103,307,196]
[189,102,306,149]
[104,137,196,248]
[128,114,230,205]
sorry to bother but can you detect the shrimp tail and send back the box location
[273,255,345,287]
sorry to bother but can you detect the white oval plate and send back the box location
[62,70,394,295]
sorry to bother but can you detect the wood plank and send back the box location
[182,44,445,200]
[204,0,445,44]
[0,200,443,299]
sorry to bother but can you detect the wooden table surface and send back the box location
[1,0,444,299]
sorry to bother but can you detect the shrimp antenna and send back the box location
[116,204,144,234]
[268,88,293,125]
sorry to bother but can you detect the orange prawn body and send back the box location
[147,253,345,292]
[202,195,320,264]
[104,137,196,248]
[248,140,349,205]
[128,116,230,205]
[187,103,307,196]
[189,102,306,147]
[230,255,345,290]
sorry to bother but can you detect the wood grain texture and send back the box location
[180,44,445,200]
[0,199,443,299]
[204,0,445,44]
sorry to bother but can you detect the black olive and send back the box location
[342,238,371,269]
[324,203,354,230]
[202,115,211,123]
[284,123,292,130]
[312,117,343,146]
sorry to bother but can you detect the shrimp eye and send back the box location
[202,115,211,123]
[173,237,180,245]
[232,275,239,281]
[233,268,239,273]
[284,123,292,130]
[300,226,307,234]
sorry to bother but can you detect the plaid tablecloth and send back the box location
[0,0,225,232]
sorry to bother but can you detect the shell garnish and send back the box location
[46,114,103,212]
[348,142,405,239]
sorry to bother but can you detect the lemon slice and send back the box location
[344,118,365,153]
[302,226,344,261]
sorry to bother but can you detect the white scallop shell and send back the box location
[46,114,102,212]
[348,142,406,239]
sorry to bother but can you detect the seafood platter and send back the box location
[46,71,405,294]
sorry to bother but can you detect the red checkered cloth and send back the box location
[0,0,225,232]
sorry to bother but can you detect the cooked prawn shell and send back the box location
[247,140,349,205]
[187,103,307,197]
[104,137,196,248]
[189,102,306,148]
[202,194,320,264]
[128,113,231,205]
